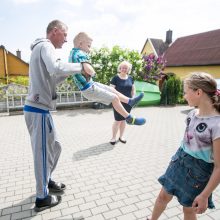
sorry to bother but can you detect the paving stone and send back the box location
[0,215,11,220]
[120,204,138,214]
[61,206,80,216]
[11,210,31,220]
[102,209,122,219]
[42,210,62,220]
[0,106,220,220]
[116,213,136,220]
[79,201,96,211]
[91,204,109,215]
[2,205,21,215]
[86,214,105,220]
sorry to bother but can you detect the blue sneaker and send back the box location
[128,92,144,108]
[126,115,146,125]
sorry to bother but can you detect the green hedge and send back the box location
[160,73,183,105]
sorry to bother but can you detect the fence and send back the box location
[4,91,94,115]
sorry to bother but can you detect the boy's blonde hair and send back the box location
[73,32,93,47]
[117,61,132,74]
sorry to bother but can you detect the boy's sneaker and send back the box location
[129,92,144,108]
[126,115,146,125]
[48,180,66,192]
[34,195,62,212]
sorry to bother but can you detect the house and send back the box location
[163,29,220,78]
[0,45,29,82]
[141,30,172,57]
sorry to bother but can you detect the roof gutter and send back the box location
[3,47,9,84]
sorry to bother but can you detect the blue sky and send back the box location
[1,0,219,63]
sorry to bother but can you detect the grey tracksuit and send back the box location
[24,38,82,198]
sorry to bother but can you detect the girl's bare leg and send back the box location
[148,188,173,220]
[183,207,197,220]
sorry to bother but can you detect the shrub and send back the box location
[178,80,187,104]
[160,73,182,105]
[141,54,166,84]
[8,76,29,86]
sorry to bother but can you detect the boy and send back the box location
[69,32,146,126]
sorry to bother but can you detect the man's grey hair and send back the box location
[46,20,68,34]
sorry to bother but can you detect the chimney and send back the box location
[165,29,172,45]
[16,49,21,59]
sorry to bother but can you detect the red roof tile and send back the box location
[150,39,169,56]
[164,29,220,66]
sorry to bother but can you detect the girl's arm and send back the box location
[192,138,220,214]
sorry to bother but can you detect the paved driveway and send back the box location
[0,106,219,220]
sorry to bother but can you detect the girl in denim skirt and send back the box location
[147,72,220,220]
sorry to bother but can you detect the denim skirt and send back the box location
[158,147,215,208]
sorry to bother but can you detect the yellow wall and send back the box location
[0,48,7,77]
[165,65,220,79]
[0,48,28,78]
[7,53,29,76]
[142,40,155,55]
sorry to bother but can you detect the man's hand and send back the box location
[82,62,96,77]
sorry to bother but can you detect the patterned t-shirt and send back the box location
[181,109,220,163]
[69,48,93,90]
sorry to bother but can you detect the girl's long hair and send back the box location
[184,72,220,113]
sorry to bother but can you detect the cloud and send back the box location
[4,0,220,63]
[58,0,83,6]
[93,0,147,14]
[13,0,39,4]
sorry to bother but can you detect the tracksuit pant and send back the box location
[24,105,61,199]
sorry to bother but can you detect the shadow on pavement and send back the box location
[1,195,35,218]
[0,194,85,220]
[60,218,84,220]
[72,142,115,161]
[55,108,112,117]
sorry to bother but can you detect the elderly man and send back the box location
[24,20,95,212]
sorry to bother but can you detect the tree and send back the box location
[90,46,143,84]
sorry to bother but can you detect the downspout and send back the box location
[3,47,9,84]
